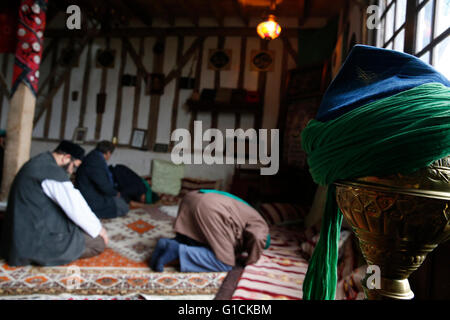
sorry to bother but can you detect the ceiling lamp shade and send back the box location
[257,14,282,40]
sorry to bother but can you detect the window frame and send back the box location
[375,0,408,50]
[371,0,450,66]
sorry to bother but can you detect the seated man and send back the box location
[76,141,129,219]
[150,190,270,272]
[0,141,109,266]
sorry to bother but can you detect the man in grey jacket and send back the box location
[0,141,108,266]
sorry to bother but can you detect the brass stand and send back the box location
[335,157,450,300]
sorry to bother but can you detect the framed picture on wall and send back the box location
[73,127,87,144]
[130,128,147,149]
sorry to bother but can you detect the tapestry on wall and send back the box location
[11,0,47,97]
[282,96,322,169]
[0,206,226,297]
[281,66,327,169]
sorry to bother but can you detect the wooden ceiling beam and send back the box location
[232,0,250,26]
[176,0,199,27]
[281,34,298,65]
[206,0,225,26]
[119,0,153,26]
[34,33,95,125]
[149,0,176,26]
[164,37,205,87]
[123,38,150,78]
[105,0,134,25]
[45,26,302,38]
[299,0,312,26]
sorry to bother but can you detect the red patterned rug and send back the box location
[230,225,364,300]
[0,206,226,298]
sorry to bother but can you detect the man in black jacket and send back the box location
[75,141,129,219]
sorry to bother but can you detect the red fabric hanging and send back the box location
[11,0,48,97]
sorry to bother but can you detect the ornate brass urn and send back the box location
[335,157,450,300]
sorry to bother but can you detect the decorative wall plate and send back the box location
[207,49,232,71]
[250,50,275,72]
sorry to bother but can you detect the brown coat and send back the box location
[173,191,269,267]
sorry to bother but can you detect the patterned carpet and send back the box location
[231,225,308,300]
[230,225,363,300]
[0,206,226,298]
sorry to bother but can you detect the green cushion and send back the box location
[151,159,184,195]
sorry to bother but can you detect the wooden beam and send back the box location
[276,36,290,131]
[45,27,303,38]
[169,36,184,151]
[149,0,175,26]
[212,36,225,129]
[119,0,153,26]
[207,0,224,26]
[164,36,205,87]
[189,38,205,148]
[232,0,250,26]
[131,37,145,130]
[236,36,247,129]
[112,38,127,140]
[403,0,418,55]
[33,35,92,126]
[77,39,93,128]
[146,36,166,151]
[123,37,150,77]
[299,0,312,26]
[37,35,86,98]
[95,38,112,140]
[106,0,134,25]
[255,39,268,130]
[281,35,299,67]
[59,72,71,140]
[176,0,199,26]
[1,84,35,201]
[237,37,247,90]
[43,39,60,138]
[0,54,10,124]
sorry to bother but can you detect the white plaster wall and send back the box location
[0,17,300,186]
[30,140,235,190]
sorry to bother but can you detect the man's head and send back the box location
[53,140,85,174]
[96,140,115,161]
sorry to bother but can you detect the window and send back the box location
[376,0,408,52]
[373,0,450,79]
[415,0,450,78]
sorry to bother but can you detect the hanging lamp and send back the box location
[256,0,282,40]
